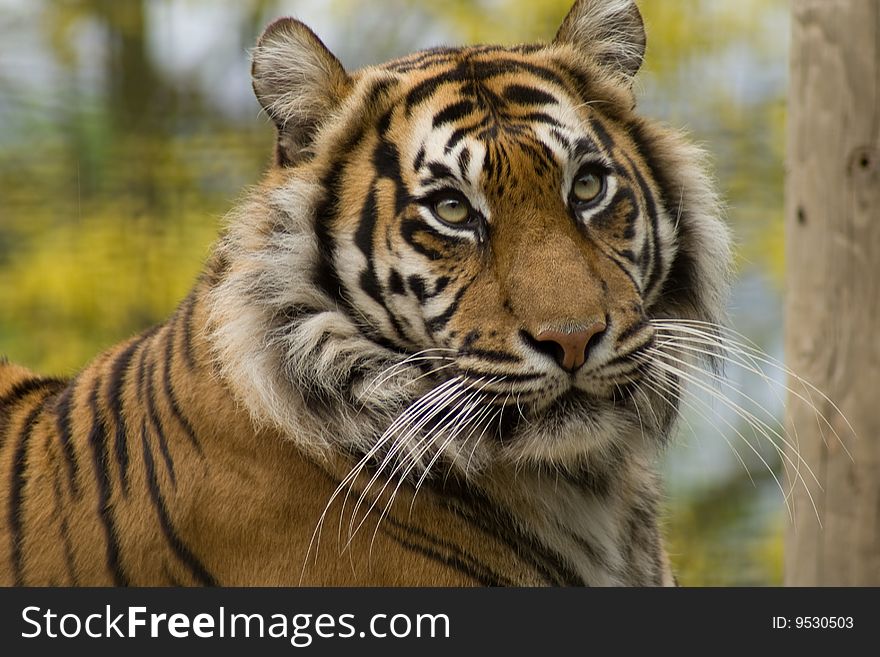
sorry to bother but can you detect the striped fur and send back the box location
[0,1,729,586]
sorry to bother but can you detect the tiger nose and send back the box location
[533,323,607,372]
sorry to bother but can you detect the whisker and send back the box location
[360,378,502,557]
[651,332,819,503]
[638,352,820,523]
[637,369,756,488]
[651,326,852,460]
[356,385,486,547]
[300,375,463,579]
[360,348,457,401]
[345,377,479,543]
[650,319,856,441]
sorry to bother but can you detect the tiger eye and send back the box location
[434,196,470,224]
[572,172,603,204]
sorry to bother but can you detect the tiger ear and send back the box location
[251,18,351,166]
[554,0,646,81]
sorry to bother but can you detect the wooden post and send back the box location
[785,0,880,585]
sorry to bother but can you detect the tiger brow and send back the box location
[572,136,602,159]
[420,161,462,187]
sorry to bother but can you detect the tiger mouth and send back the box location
[404,371,640,444]
[420,359,645,409]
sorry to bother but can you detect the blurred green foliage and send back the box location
[0,0,788,585]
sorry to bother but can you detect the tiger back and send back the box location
[0,0,729,586]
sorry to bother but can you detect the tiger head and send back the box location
[209,0,731,477]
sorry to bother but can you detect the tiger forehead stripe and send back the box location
[402,56,575,115]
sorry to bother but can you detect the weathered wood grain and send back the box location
[785,0,880,585]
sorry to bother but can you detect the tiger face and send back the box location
[216,0,730,476]
[329,56,680,466]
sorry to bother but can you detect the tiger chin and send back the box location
[0,0,730,587]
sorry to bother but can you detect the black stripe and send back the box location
[615,318,648,346]
[107,341,139,495]
[459,348,522,364]
[623,502,659,586]
[618,249,637,263]
[387,47,457,73]
[618,187,640,240]
[440,483,583,586]
[0,378,65,452]
[458,369,544,383]
[425,284,468,333]
[518,139,556,173]
[353,186,378,265]
[376,108,393,138]
[427,162,455,181]
[144,359,176,487]
[565,461,616,499]
[86,379,128,586]
[572,136,600,158]
[569,531,617,578]
[0,376,65,412]
[555,61,597,105]
[313,186,346,305]
[354,186,413,345]
[405,69,460,113]
[588,116,617,154]
[472,58,568,90]
[179,294,198,370]
[309,460,514,586]
[380,504,515,586]
[379,522,509,587]
[517,111,563,129]
[460,329,480,350]
[602,337,654,372]
[387,269,406,296]
[432,99,474,128]
[107,331,158,496]
[362,76,397,107]
[503,84,557,106]
[163,328,202,453]
[407,274,429,302]
[445,124,476,152]
[432,276,451,297]
[481,142,499,179]
[52,383,80,496]
[628,156,663,297]
[400,218,448,261]
[413,146,426,172]
[313,127,368,306]
[549,128,573,153]
[596,243,642,294]
[9,397,51,585]
[407,274,451,303]
[48,441,79,585]
[141,428,217,586]
[373,139,410,215]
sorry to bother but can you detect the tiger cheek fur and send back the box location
[0,0,730,586]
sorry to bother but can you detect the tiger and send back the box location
[0,0,730,586]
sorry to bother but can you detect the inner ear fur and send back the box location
[251,17,351,166]
[554,0,646,82]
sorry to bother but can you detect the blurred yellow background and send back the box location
[0,0,788,585]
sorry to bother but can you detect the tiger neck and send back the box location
[456,456,667,586]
